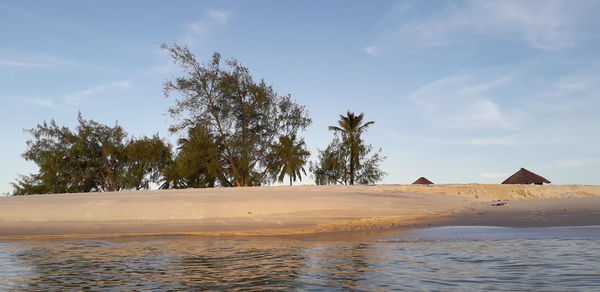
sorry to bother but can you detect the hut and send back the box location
[412,177,434,185]
[502,168,550,185]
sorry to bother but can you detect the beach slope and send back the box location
[0,185,599,238]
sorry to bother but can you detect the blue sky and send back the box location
[1,0,599,194]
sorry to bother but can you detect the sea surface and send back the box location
[1,226,599,291]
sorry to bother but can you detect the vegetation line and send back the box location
[11,43,385,195]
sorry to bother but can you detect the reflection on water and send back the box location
[398,225,600,241]
[1,226,600,291]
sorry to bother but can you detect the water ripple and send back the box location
[1,226,599,290]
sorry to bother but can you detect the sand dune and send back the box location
[389,184,600,200]
[0,184,599,238]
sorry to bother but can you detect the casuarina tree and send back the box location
[12,114,171,195]
[161,42,311,187]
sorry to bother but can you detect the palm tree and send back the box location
[328,111,374,185]
[271,134,310,186]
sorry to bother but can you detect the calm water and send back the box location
[1,226,599,291]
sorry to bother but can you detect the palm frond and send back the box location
[328,126,344,132]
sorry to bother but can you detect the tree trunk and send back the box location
[349,144,355,185]
[289,175,292,186]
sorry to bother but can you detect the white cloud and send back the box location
[459,100,512,129]
[366,0,597,54]
[61,81,131,105]
[409,74,513,129]
[182,9,232,47]
[362,46,379,56]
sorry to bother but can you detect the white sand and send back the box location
[0,184,599,238]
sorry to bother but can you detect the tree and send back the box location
[160,125,221,189]
[122,135,172,190]
[328,111,375,185]
[269,134,310,186]
[161,43,311,187]
[12,114,171,195]
[310,138,348,185]
[311,111,386,185]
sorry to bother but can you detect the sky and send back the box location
[1,0,599,194]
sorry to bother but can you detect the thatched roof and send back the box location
[412,177,433,185]
[502,168,551,185]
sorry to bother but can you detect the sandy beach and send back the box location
[0,184,599,238]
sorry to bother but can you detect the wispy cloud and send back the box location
[0,3,94,37]
[366,0,598,54]
[0,60,47,68]
[513,67,600,129]
[182,9,232,47]
[542,70,600,101]
[61,81,131,105]
[9,96,56,108]
[425,133,574,147]
[150,9,232,74]
[205,9,231,25]
[409,74,513,129]
[362,46,379,56]
[409,61,600,149]
[465,135,569,146]
[9,81,131,109]
[0,52,86,69]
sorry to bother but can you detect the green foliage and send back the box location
[161,125,221,189]
[122,135,172,190]
[12,114,171,195]
[310,138,348,185]
[161,43,311,186]
[268,134,310,186]
[12,174,48,195]
[311,111,386,185]
[327,111,376,185]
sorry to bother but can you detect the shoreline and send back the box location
[1,185,599,239]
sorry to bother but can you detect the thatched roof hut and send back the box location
[502,168,550,185]
[412,177,434,185]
